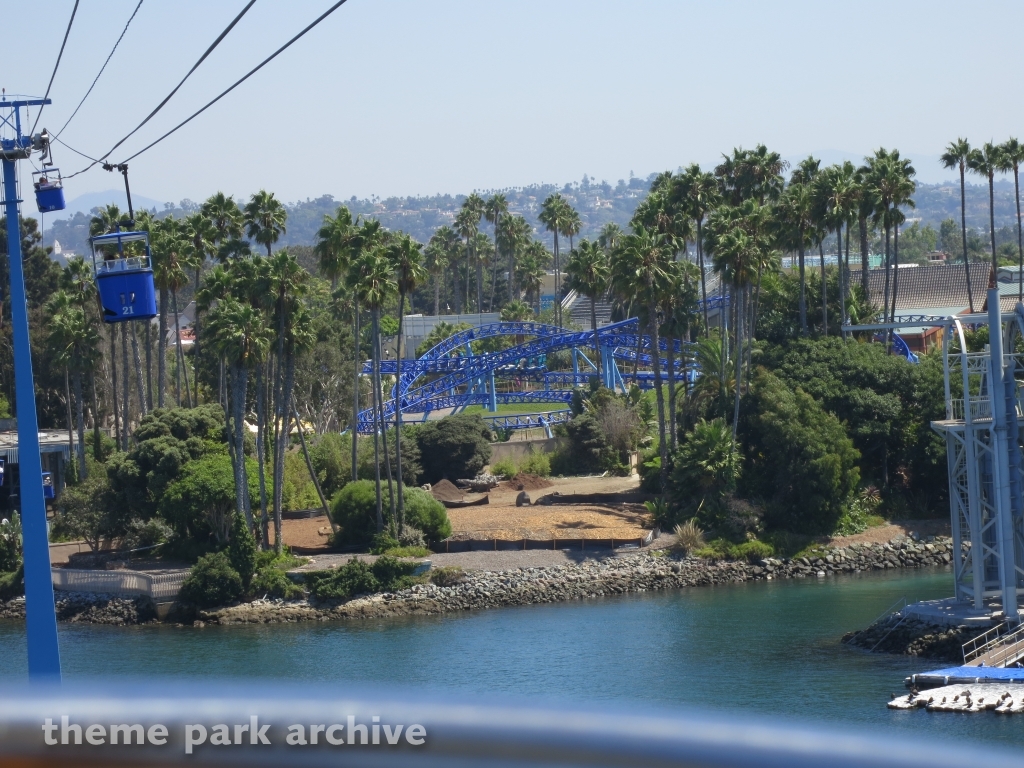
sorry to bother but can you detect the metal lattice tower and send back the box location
[931,290,1024,620]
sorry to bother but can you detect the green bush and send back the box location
[739,370,860,534]
[53,474,112,552]
[160,454,262,545]
[306,558,380,600]
[228,512,257,588]
[561,413,611,475]
[520,451,551,477]
[402,487,451,545]
[0,566,24,599]
[491,457,518,478]
[250,568,303,599]
[329,480,388,550]
[693,538,774,563]
[330,482,451,550]
[416,413,492,484]
[178,552,243,608]
[370,554,418,591]
[669,418,741,527]
[381,545,432,558]
[369,531,400,555]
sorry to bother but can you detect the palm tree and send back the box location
[347,248,398,534]
[565,239,610,371]
[941,139,975,312]
[539,194,571,326]
[201,192,243,244]
[517,241,550,312]
[454,205,482,313]
[60,257,104,459]
[205,296,270,527]
[497,214,530,303]
[424,234,449,315]
[968,142,1004,278]
[814,163,860,335]
[776,182,815,334]
[185,211,217,405]
[151,217,190,407]
[672,165,720,334]
[598,223,623,253]
[711,227,758,439]
[611,227,673,492]
[243,190,287,257]
[563,206,582,254]
[267,251,308,552]
[388,233,426,531]
[999,138,1024,301]
[484,194,508,309]
[47,293,99,479]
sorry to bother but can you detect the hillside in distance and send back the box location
[43,172,1024,257]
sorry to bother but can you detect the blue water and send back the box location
[1,566,1019,746]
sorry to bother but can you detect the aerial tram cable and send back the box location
[54,0,145,139]
[29,0,80,138]
[118,0,349,165]
[65,0,258,178]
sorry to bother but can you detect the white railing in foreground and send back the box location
[51,568,188,601]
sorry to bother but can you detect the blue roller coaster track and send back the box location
[355,299,919,434]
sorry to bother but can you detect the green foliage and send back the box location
[638,448,661,493]
[694,538,774,563]
[160,454,261,545]
[0,566,23,599]
[520,451,551,477]
[668,418,741,524]
[282,449,321,512]
[739,370,860,534]
[381,545,432,558]
[357,425,423,487]
[309,432,351,499]
[416,413,492,483]
[53,471,112,550]
[228,512,258,588]
[105,405,227,532]
[179,552,243,608]
[0,513,21,572]
[369,531,400,555]
[122,517,174,552]
[759,337,947,512]
[491,457,518,478]
[415,322,472,357]
[250,567,304,599]
[305,555,418,600]
[402,487,451,545]
[329,480,382,549]
[673,520,705,555]
[559,413,611,474]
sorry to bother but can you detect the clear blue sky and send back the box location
[5,0,1022,205]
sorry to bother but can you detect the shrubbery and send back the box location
[305,555,419,600]
[0,512,22,573]
[330,481,451,549]
[417,414,491,483]
[178,551,243,608]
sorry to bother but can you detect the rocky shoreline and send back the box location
[0,535,955,627]
[842,614,973,663]
[202,534,956,626]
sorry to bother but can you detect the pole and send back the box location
[2,157,61,680]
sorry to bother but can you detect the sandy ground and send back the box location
[277,475,647,552]
[448,474,647,541]
[825,518,950,548]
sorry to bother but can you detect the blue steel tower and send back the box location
[0,95,62,680]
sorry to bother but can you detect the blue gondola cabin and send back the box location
[89,230,158,323]
[32,169,66,213]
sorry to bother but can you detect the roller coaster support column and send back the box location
[988,289,1022,621]
[488,371,497,412]
[0,104,62,680]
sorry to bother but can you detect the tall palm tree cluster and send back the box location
[941,137,1024,304]
[315,206,426,538]
[547,146,930,499]
[424,191,585,321]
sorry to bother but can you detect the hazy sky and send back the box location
[5,0,1023,205]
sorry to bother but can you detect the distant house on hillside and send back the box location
[850,263,989,353]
